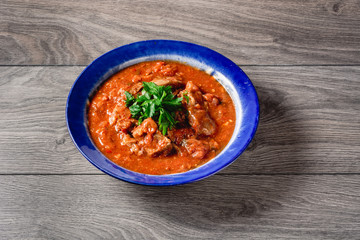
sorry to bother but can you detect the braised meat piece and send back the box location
[109,104,130,125]
[108,104,133,133]
[144,131,173,157]
[129,82,143,95]
[118,132,141,155]
[182,81,216,136]
[184,138,220,159]
[131,118,173,157]
[203,93,220,107]
[167,128,195,145]
[184,139,210,159]
[132,118,158,144]
[152,77,184,88]
[173,109,188,127]
[129,77,184,95]
[118,132,137,146]
[114,119,136,133]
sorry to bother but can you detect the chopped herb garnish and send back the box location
[124,82,183,135]
[124,91,135,107]
[183,90,190,103]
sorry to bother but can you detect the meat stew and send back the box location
[88,60,235,175]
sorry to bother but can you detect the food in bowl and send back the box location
[88,60,235,175]
[66,40,259,185]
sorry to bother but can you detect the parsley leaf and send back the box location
[124,91,135,107]
[124,82,183,135]
[183,90,190,103]
[129,103,141,117]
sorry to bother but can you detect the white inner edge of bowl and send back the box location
[92,54,243,174]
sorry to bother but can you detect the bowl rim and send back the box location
[66,40,259,186]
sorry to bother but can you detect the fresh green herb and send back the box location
[124,91,135,107]
[183,90,190,103]
[124,82,183,135]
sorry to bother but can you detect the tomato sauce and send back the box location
[88,61,235,175]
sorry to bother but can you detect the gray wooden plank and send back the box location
[0,67,94,173]
[231,65,360,174]
[1,0,360,65]
[0,175,359,239]
[0,66,359,174]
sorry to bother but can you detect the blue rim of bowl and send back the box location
[66,40,259,186]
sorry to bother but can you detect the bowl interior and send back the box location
[66,40,259,186]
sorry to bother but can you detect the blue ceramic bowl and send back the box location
[66,40,259,186]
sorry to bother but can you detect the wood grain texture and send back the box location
[0,67,94,173]
[1,0,360,65]
[1,0,360,239]
[232,65,360,174]
[0,175,359,239]
[0,66,359,174]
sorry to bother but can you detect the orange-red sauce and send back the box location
[88,61,235,175]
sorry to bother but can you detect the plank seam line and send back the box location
[0,173,359,176]
[0,65,88,67]
[1,64,360,67]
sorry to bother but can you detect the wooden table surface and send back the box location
[1,1,359,239]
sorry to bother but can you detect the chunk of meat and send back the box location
[118,132,143,156]
[203,93,220,107]
[144,131,173,157]
[131,118,173,157]
[167,128,195,145]
[129,77,184,95]
[184,139,210,159]
[208,139,220,150]
[129,82,143,95]
[108,104,133,132]
[182,81,216,136]
[152,77,184,88]
[184,138,219,159]
[159,63,178,76]
[114,119,135,133]
[96,128,114,151]
[173,109,187,127]
[189,109,216,136]
[109,104,130,125]
[132,118,158,144]
[145,61,178,76]
[182,81,203,105]
[118,132,137,146]
[145,61,165,75]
